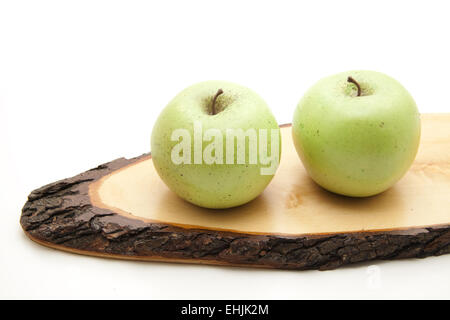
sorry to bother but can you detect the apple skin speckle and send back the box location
[151,80,280,209]
[292,70,421,197]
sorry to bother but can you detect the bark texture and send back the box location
[20,154,450,271]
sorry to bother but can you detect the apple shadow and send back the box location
[152,188,274,231]
[152,168,408,233]
[288,174,408,228]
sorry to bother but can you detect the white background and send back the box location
[1,0,450,299]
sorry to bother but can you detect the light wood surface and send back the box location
[90,113,450,236]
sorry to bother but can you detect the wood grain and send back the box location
[20,114,450,270]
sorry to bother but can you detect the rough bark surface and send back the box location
[20,154,450,271]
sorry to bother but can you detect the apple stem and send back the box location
[211,89,224,115]
[347,76,361,97]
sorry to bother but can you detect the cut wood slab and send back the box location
[21,114,450,270]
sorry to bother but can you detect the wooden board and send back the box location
[20,114,450,271]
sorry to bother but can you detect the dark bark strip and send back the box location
[20,154,450,271]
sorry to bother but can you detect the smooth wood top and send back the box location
[90,114,450,236]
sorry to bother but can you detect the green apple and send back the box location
[292,70,421,197]
[151,80,280,209]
